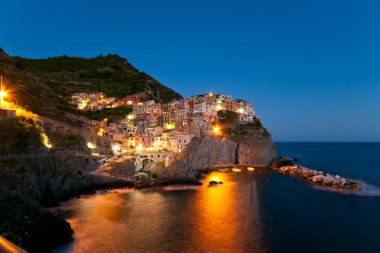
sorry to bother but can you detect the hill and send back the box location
[0,48,182,122]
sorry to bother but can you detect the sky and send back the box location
[1,0,380,141]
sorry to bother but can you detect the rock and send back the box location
[0,191,73,253]
[293,157,301,163]
[309,175,324,183]
[271,156,293,168]
[171,121,277,172]
[317,176,324,183]
[149,160,199,180]
[208,180,224,187]
[275,165,361,192]
[323,176,339,185]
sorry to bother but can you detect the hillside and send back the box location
[0,48,181,122]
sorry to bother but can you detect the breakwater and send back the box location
[274,165,361,191]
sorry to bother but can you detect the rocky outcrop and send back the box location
[0,191,73,253]
[0,152,133,252]
[271,156,294,168]
[193,123,275,168]
[275,165,361,191]
[231,122,277,166]
[166,121,277,176]
[178,136,237,169]
[0,153,133,205]
[150,160,199,180]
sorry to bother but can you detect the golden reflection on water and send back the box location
[191,173,241,252]
[55,172,264,253]
[189,172,264,252]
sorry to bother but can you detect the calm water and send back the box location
[55,142,380,253]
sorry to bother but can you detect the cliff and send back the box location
[152,119,277,180]
[0,152,133,252]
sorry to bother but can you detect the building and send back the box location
[135,151,174,170]
[0,108,16,119]
[72,90,256,156]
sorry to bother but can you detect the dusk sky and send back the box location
[1,0,380,141]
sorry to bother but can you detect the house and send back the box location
[169,132,194,153]
[135,151,174,170]
[0,108,16,119]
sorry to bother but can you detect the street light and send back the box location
[213,126,221,135]
[0,90,6,108]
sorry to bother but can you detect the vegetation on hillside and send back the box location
[214,110,272,138]
[0,118,44,154]
[0,49,181,123]
[58,103,132,121]
[232,118,272,139]
[14,54,182,102]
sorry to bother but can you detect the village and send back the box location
[0,74,256,170]
[75,92,256,168]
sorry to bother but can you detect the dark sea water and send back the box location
[54,142,380,253]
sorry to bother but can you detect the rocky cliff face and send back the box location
[152,120,277,180]
[231,123,277,166]
[0,152,132,252]
[178,136,238,168]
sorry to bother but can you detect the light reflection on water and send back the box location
[54,172,265,253]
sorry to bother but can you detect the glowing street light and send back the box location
[0,91,6,108]
[97,127,104,136]
[0,76,6,108]
[87,142,96,149]
[112,144,120,153]
[247,167,255,172]
[136,143,143,152]
[127,114,135,120]
[213,126,221,135]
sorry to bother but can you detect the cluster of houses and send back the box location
[71,92,148,111]
[87,93,255,162]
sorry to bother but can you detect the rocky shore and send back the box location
[274,165,361,191]
[0,152,134,253]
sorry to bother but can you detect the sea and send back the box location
[54,142,380,253]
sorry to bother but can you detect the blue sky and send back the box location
[1,0,380,141]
